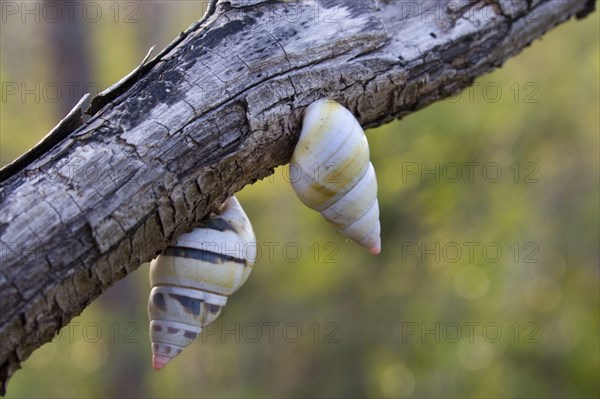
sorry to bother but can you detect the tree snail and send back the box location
[290,99,381,255]
[148,196,256,370]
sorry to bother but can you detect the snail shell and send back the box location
[148,196,256,370]
[290,99,381,255]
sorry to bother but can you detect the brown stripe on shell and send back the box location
[152,324,162,332]
[169,293,202,316]
[184,330,198,340]
[206,303,222,314]
[167,326,180,334]
[152,292,167,311]
[198,217,239,233]
[163,246,246,265]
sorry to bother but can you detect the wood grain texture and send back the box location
[0,0,595,393]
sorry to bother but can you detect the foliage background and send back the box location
[1,2,598,398]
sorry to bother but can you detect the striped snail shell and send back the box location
[148,196,256,370]
[290,99,381,255]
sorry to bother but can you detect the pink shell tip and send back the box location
[367,244,381,256]
[152,354,171,371]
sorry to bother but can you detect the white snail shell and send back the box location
[290,99,381,255]
[148,196,256,370]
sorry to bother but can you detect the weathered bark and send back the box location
[0,0,595,393]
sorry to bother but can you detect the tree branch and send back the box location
[0,0,594,393]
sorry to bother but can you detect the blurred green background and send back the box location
[1,2,598,398]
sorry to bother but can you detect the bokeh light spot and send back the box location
[453,266,490,300]
[458,338,494,370]
[524,276,562,312]
[70,339,108,373]
[379,362,416,397]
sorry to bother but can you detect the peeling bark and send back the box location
[0,0,595,393]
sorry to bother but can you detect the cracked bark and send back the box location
[0,0,595,394]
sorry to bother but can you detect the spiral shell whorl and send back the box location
[148,196,256,370]
[291,99,381,255]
